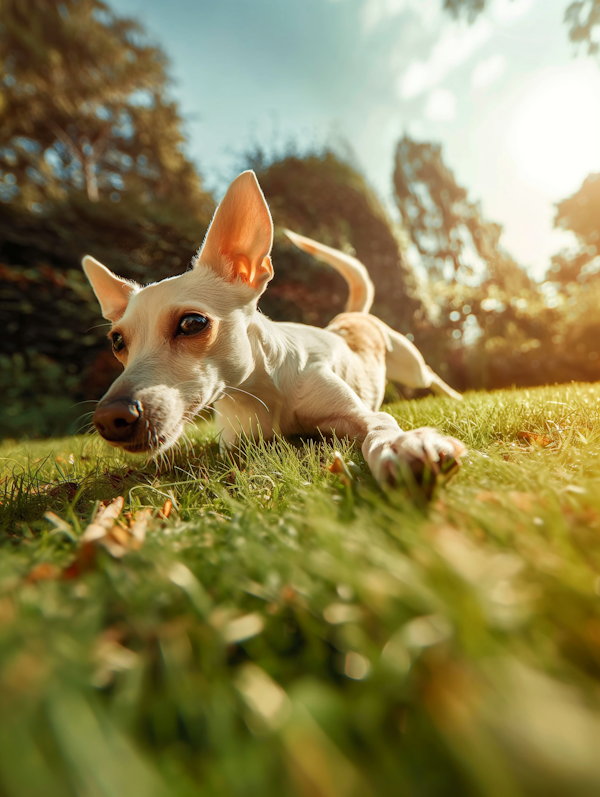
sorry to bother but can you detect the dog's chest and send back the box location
[213,379,294,445]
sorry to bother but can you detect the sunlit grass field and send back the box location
[2,383,600,797]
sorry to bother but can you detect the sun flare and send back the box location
[508,68,600,197]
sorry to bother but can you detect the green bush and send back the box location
[0,352,84,439]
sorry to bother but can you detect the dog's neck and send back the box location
[212,310,296,445]
[246,311,291,375]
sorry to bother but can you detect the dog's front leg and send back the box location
[296,370,465,495]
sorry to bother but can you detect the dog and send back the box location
[83,171,465,491]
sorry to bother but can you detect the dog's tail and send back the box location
[284,230,375,314]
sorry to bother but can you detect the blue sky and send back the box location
[114,0,600,279]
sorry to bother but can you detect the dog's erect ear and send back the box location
[196,171,274,292]
[82,256,138,322]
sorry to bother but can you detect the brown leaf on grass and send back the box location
[26,563,61,583]
[62,500,152,578]
[327,452,353,485]
[81,496,125,544]
[476,490,538,512]
[61,549,96,581]
[508,491,537,512]
[80,498,151,558]
[55,454,75,467]
[225,470,237,485]
[103,468,138,488]
[159,499,172,519]
[476,490,502,504]
[29,482,79,500]
[47,482,79,500]
[517,431,553,447]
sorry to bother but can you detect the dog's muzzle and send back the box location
[93,398,143,446]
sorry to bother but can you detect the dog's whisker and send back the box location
[225,385,270,413]
[85,322,112,332]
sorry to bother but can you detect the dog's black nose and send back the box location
[93,399,142,442]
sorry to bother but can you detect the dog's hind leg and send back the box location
[373,320,462,401]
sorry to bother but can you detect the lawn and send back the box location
[2,382,600,797]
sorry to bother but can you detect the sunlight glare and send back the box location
[508,68,600,198]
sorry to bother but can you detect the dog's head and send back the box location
[83,170,274,453]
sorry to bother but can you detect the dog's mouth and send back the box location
[93,392,208,456]
[120,440,163,454]
[106,426,174,454]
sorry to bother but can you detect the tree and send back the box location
[551,172,600,284]
[392,135,551,391]
[0,0,212,221]
[393,135,525,286]
[0,0,217,435]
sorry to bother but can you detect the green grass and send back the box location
[2,382,600,797]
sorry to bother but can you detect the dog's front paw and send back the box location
[365,428,466,498]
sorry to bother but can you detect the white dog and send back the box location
[83,171,465,491]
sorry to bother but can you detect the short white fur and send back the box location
[83,170,465,487]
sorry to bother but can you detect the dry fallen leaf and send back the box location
[30,482,79,500]
[508,491,537,512]
[517,431,553,447]
[81,496,125,545]
[327,452,353,485]
[476,490,538,512]
[83,499,152,558]
[104,468,139,488]
[26,563,61,583]
[476,490,502,504]
[62,500,152,578]
[159,499,173,519]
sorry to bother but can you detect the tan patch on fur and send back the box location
[327,313,386,362]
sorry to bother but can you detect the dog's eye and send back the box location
[112,333,125,352]
[177,313,209,336]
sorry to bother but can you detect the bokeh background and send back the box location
[2,0,600,440]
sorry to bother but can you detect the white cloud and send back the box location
[425,88,457,121]
[361,0,439,32]
[491,0,536,24]
[471,54,506,89]
[406,119,424,138]
[399,19,492,99]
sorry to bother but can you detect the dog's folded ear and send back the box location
[82,256,139,322]
[195,170,274,293]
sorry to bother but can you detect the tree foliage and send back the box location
[443,0,600,54]
[393,135,526,287]
[443,0,488,22]
[565,0,600,55]
[0,0,212,220]
[551,172,600,284]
